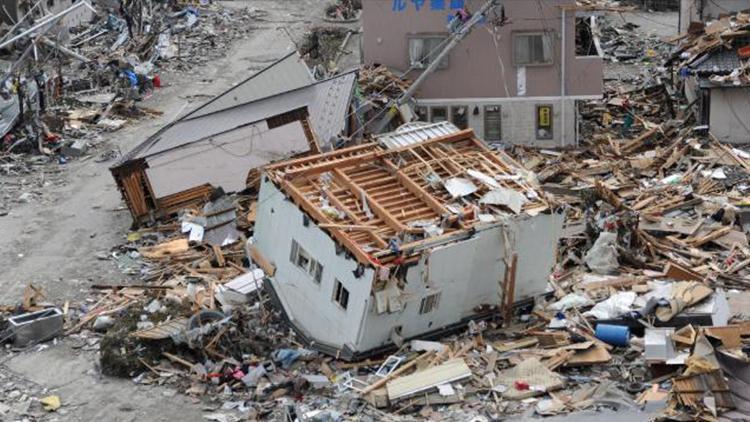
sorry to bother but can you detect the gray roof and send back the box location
[131,71,357,160]
[376,121,460,150]
[115,55,356,166]
[188,51,312,119]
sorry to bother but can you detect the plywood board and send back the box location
[386,358,471,401]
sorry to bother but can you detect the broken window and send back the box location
[431,106,447,123]
[513,32,553,66]
[419,292,441,314]
[451,105,468,129]
[333,279,349,310]
[536,104,553,140]
[290,239,323,284]
[576,17,598,56]
[408,36,448,69]
[484,105,502,141]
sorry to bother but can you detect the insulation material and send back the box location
[480,188,528,214]
[443,177,478,198]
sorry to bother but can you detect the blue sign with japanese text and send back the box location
[392,0,464,12]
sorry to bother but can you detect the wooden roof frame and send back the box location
[264,129,547,267]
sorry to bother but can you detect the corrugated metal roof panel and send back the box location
[377,121,460,149]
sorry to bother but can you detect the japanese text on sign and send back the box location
[392,0,464,12]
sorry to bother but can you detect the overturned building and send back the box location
[253,124,564,359]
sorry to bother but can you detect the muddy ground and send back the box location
[0,1,350,420]
[0,7,677,422]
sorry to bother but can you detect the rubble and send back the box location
[3,4,750,422]
[0,1,257,209]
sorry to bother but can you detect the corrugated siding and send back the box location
[377,121,460,149]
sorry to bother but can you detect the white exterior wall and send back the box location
[254,178,375,350]
[355,212,564,352]
[415,97,584,147]
[709,87,750,144]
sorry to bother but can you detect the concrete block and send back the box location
[8,308,64,347]
[62,139,88,157]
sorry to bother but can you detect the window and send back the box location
[415,106,428,122]
[484,105,502,141]
[431,106,447,123]
[290,239,323,284]
[419,292,441,314]
[536,105,553,140]
[310,260,323,284]
[513,32,553,66]
[451,106,468,130]
[333,279,349,310]
[575,17,598,56]
[408,36,448,69]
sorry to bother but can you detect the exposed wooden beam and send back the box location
[332,168,409,234]
[307,178,388,248]
[384,159,448,218]
[326,190,388,249]
[280,179,374,265]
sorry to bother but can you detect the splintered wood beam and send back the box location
[332,168,409,234]
[326,190,388,248]
[300,117,321,154]
[280,179,374,265]
[469,136,527,173]
[384,159,448,218]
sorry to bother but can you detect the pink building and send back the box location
[362,0,603,146]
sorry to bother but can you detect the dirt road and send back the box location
[0,1,332,420]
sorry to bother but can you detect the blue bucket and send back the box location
[595,324,630,347]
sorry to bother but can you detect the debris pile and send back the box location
[3,6,750,422]
[599,18,672,63]
[324,0,362,22]
[0,2,256,181]
[356,64,412,131]
[298,26,349,70]
[669,12,750,86]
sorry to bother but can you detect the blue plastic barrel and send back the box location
[595,324,630,346]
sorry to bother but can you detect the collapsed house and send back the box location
[253,123,564,359]
[673,12,750,144]
[111,52,359,224]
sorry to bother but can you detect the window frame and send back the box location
[333,279,350,310]
[450,105,469,130]
[430,106,448,123]
[512,31,554,67]
[289,239,323,284]
[483,105,502,141]
[407,35,449,70]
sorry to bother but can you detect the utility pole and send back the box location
[373,0,502,133]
